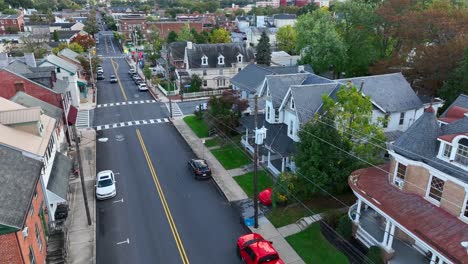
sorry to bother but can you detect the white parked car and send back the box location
[95,170,116,200]
[195,103,208,111]
[138,83,148,91]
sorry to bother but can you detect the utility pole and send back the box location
[169,97,173,118]
[73,126,92,226]
[253,95,259,228]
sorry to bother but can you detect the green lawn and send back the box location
[267,193,356,228]
[204,137,221,147]
[183,116,209,138]
[211,143,251,169]
[286,223,349,264]
[234,170,273,198]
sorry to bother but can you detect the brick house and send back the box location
[348,95,468,263]
[0,145,48,264]
[0,13,25,35]
[117,15,147,39]
[146,21,203,39]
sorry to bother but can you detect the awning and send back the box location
[77,79,88,86]
[47,153,73,200]
[67,105,78,125]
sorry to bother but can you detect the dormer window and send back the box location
[455,138,468,166]
[218,55,224,65]
[201,55,208,66]
[442,144,452,158]
[237,54,243,63]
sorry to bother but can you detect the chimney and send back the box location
[24,53,36,68]
[14,81,25,93]
[298,65,304,73]
[187,41,193,49]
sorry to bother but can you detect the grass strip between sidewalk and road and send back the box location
[183,116,209,138]
[234,170,273,198]
[286,223,349,264]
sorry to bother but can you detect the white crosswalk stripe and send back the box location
[165,102,183,117]
[96,99,158,109]
[76,110,90,128]
[95,118,171,131]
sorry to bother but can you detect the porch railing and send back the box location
[241,135,254,154]
[267,159,281,176]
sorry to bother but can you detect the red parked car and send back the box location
[237,233,284,264]
[259,187,273,206]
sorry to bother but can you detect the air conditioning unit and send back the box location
[22,227,28,238]
[394,178,404,188]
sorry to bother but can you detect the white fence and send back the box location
[182,89,227,99]
[158,84,178,96]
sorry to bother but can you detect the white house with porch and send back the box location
[348,96,468,264]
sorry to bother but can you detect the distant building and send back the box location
[256,0,281,8]
[117,15,147,40]
[146,21,204,39]
[273,14,297,28]
[245,27,277,47]
[0,13,25,35]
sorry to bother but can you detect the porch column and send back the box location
[430,253,437,264]
[354,199,362,223]
[281,157,285,172]
[268,151,271,165]
[385,223,396,250]
[382,220,391,246]
[245,128,248,139]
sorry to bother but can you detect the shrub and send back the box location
[367,246,384,264]
[194,109,203,120]
[336,214,353,240]
[323,209,342,229]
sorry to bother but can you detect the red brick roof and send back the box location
[439,106,468,124]
[349,165,468,264]
[438,133,468,143]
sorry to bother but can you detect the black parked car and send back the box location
[188,159,211,180]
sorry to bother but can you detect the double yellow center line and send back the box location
[110,58,128,101]
[136,129,190,264]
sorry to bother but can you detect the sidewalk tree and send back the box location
[209,28,231,44]
[70,34,96,51]
[276,25,297,55]
[77,55,102,76]
[206,90,248,136]
[256,31,271,65]
[84,10,99,36]
[296,9,346,78]
[295,115,356,195]
[143,65,152,81]
[322,85,386,163]
[167,31,178,43]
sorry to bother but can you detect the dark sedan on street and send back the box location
[188,159,211,180]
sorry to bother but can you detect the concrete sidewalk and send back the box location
[171,117,305,264]
[67,128,97,264]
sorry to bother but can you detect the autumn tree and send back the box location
[276,25,297,55]
[209,28,231,44]
[438,48,468,111]
[322,85,386,163]
[206,90,248,135]
[77,55,101,76]
[256,31,271,65]
[70,34,96,50]
[68,42,84,53]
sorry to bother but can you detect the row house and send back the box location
[116,15,147,40]
[0,98,72,222]
[236,70,442,176]
[0,145,48,264]
[0,13,25,35]
[146,21,204,39]
[348,95,468,263]
[181,42,254,89]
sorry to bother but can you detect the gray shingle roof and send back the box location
[47,152,72,200]
[58,48,81,64]
[273,13,297,20]
[186,43,254,68]
[168,41,187,61]
[53,30,79,40]
[393,110,468,182]
[441,94,468,117]
[0,145,42,230]
[41,54,78,74]
[265,73,309,107]
[337,73,423,113]
[231,64,313,94]
[11,91,63,121]
[290,83,340,123]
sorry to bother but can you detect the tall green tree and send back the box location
[176,24,195,42]
[167,31,178,43]
[438,48,468,111]
[207,90,248,135]
[296,9,347,78]
[295,115,356,195]
[146,25,162,65]
[322,85,386,163]
[256,31,271,65]
[192,29,209,44]
[84,10,99,36]
[68,42,84,53]
[276,25,297,55]
[209,28,231,43]
[53,30,59,42]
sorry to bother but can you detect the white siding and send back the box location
[40,61,80,107]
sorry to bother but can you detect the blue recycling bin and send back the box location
[244,217,254,227]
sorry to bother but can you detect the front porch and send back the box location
[349,203,429,264]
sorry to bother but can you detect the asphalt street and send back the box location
[94,29,246,264]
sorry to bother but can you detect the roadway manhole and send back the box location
[115,134,125,142]
[134,94,140,98]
